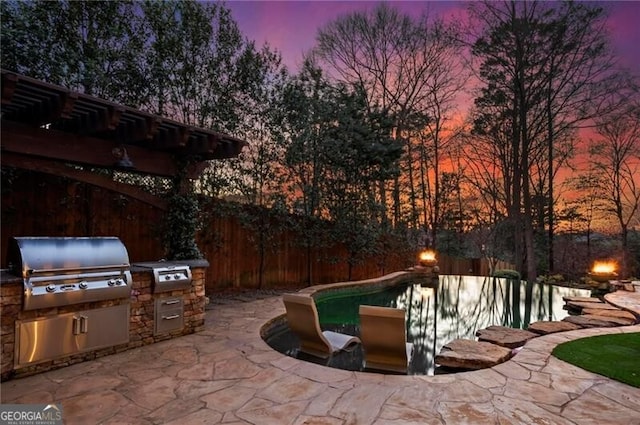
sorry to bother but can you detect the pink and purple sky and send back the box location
[226,1,640,217]
[226,1,640,73]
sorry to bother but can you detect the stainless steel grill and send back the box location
[7,236,132,310]
[134,261,192,293]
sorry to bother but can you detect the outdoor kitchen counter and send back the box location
[129,258,210,273]
[1,261,209,381]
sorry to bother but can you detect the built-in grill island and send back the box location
[7,237,132,369]
[1,238,209,381]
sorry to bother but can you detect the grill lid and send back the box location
[8,237,130,276]
[7,237,132,310]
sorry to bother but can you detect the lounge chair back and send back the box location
[282,294,333,358]
[359,305,413,373]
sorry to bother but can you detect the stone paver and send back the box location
[563,296,603,303]
[565,300,620,311]
[527,320,582,335]
[1,293,639,425]
[582,308,637,322]
[563,314,626,328]
[605,291,640,318]
[578,313,636,326]
[435,339,512,369]
[476,325,538,348]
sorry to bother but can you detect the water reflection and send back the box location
[272,275,591,375]
[396,275,590,374]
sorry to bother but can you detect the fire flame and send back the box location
[419,250,437,263]
[591,261,617,275]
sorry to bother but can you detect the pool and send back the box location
[264,274,593,375]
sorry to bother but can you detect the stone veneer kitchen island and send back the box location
[0,260,208,381]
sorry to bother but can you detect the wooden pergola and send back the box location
[1,70,247,206]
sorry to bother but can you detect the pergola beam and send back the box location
[1,152,168,210]
[1,70,247,171]
[1,120,201,178]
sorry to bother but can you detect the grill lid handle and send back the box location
[26,264,130,276]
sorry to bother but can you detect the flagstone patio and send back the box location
[1,292,639,425]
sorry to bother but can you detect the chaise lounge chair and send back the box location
[282,293,361,359]
[359,305,414,373]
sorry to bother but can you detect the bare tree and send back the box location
[536,1,619,273]
[467,0,620,280]
[561,170,606,272]
[313,3,466,249]
[590,93,640,277]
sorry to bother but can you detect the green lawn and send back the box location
[552,332,640,388]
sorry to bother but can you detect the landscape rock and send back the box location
[609,280,638,292]
[581,308,637,324]
[475,325,538,349]
[435,339,512,370]
[527,321,581,335]
[562,296,602,303]
[564,300,619,312]
[579,314,636,326]
[562,315,621,328]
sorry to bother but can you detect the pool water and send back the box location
[265,275,592,375]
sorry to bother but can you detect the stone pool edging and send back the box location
[296,270,421,297]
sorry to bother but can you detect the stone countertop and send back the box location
[130,259,209,273]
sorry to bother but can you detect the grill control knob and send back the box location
[108,279,116,286]
[116,279,124,286]
[174,274,182,280]
[165,275,172,280]
[45,284,56,293]
[79,281,88,289]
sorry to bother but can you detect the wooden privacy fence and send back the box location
[197,204,415,290]
[1,170,511,293]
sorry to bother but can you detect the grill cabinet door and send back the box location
[15,304,129,367]
[81,304,130,349]
[154,297,184,335]
[16,312,81,367]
